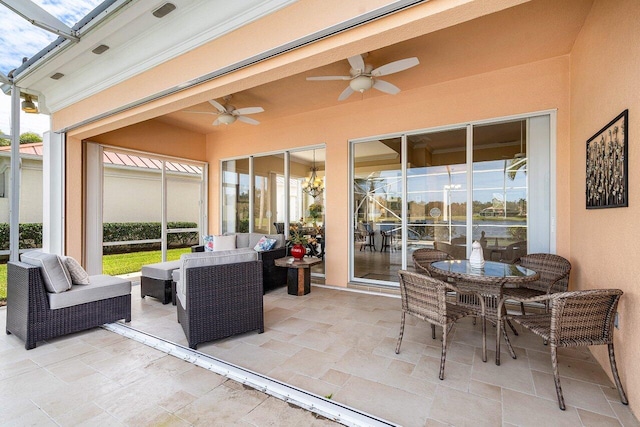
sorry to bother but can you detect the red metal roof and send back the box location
[0,143,202,174]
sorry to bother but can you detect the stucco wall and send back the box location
[206,55,572,290]
[90,119,207,161]
[0,158,43,224]
[570,0,640,415]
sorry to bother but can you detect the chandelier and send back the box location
[302,150,324,198]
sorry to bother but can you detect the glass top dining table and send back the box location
[426,259,540,363]
[428,260,538,286]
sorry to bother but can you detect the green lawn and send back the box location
[0,247,192,301]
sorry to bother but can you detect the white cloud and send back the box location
[0,0,102,75]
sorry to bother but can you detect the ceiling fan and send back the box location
[306,53,419,101]
[184,96,264,125]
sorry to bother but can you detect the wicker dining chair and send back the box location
[396,270,485,380]
[497,289,628,410]
[412,248,452,281]
[503,253,571,315]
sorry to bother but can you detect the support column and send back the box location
[9,84,20,262]
[43,130,65,255]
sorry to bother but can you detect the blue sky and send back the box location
[0,0,102,135]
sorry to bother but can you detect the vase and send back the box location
[291,243,306,260]
[469,240,485,269]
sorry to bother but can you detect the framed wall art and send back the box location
[586,109,628,209]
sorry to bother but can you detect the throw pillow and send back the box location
[253,236,277,252]
[64,257,91,285]
[213,234,236,251]
[21,251,73,293]
[203,235,215,252]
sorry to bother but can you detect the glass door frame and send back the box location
[349,110,557,286]
[220,145,326,278]
[84,143,207,274]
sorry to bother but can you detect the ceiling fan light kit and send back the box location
[217,113,236,125]
[349,75,373,92]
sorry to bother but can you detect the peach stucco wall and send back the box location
[570,0,640,415]
[89,119,206,161]
[206,55,572,290]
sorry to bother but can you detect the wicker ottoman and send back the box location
[141,260,181,305]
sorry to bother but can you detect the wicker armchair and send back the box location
[433,241,466,260]
[396,270,485,379]
[497,289,628,410]
[503,253,571,315]
[176,259,264,349]
[412,248,452,282]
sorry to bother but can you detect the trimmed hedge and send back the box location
[0,223,43,250]
[103,222,198,254]
[0,222,199,254]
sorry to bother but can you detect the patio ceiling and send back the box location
[11,0,594,136]
[154,0,594,135]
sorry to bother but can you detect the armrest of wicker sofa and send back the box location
[256,247,287,292]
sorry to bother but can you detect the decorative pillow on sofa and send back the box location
[64,256,91,285]
[254,236,277,252]
[21,251,73,293]
[203,235,215,252]
[213,234,236,251]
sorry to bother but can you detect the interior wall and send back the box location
[90,119,207,161]
[206,55,572,289]
[570,0,640,415]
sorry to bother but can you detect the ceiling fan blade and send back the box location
[183,110,217,115]
[371,57,419,77]
[338,85,355,101]
[237,115,260,125]
[306,76,351,81]
[208,99,226,113]
[373,79,401,95]
[212,118,221,126]
[233,106,264,115]
[347,54,365,73]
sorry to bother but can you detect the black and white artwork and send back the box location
[586,109,628,209]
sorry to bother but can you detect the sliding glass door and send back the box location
[406,128,468,264]
[221,146,326,277]
[351,113,553,286]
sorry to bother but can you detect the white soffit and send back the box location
[16,0,296,113]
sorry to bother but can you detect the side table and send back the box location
[274,256,322,296]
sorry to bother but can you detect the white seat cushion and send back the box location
[141,260,182,281]
[47,275,131,309]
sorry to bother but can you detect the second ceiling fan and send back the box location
[184,96,264,125]
[306,53,419,101]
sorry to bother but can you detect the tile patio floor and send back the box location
[1,280,638,426]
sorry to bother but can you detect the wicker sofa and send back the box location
[174,249,264,349]
[141,232,287,305]
[6,261,131,350]
[191,232,287,292]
